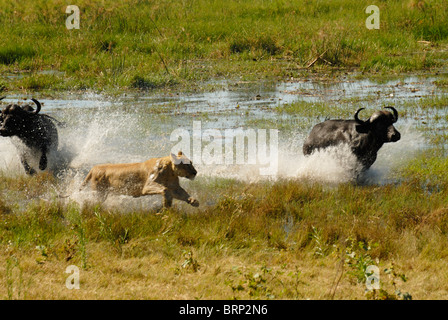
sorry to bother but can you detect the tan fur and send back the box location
[80,152,199,208]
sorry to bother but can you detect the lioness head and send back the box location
[170,151,197,180]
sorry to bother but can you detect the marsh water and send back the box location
[0,73,446,208]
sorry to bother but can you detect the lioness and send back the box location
[79,151,199,208]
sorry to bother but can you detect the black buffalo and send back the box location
[303,107,401,171]
[0,97,60,175]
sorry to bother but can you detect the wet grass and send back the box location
[0,0,447,93]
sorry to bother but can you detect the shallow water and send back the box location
[0,73,446,207]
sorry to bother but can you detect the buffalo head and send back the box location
[0,98,41,137]
[354,106,401,143]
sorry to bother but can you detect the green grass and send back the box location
[0,0,447,92]
[0,45,36,65]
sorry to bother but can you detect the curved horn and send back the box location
[384,106,398,123]
[354,108,366,124]
[30,98,41,115]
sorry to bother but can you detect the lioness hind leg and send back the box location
[91,180,109,203]
[96,190,109,203]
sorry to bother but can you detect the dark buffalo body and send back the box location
[303,107,401,171]
[0,97,59,175]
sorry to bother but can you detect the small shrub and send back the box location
[180,250,200,272]
[366,264,412,300]
[225,265,276,299]
[344,238,377,284]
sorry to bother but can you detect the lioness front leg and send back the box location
[172,186,199,207]
[142,181,173,208]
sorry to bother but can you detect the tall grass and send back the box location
[0,153,447,299]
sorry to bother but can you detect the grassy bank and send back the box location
[0,152,447,299]
[0,0,447,92]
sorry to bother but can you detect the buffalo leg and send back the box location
[20,155,36,175]
[39,147,48,170]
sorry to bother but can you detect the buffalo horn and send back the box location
[354,108,367,124]
[384,106,398,123]
[30,98,41,115]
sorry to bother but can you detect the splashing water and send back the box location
[0,138,23,175]
[0,104,426,185]
[0,83,432,210]
[194,122,426,186]
[284,145,363,184]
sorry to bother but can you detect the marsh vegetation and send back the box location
[0,0,448,300]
